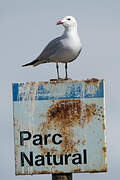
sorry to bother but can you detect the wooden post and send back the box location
[52,173,72,180]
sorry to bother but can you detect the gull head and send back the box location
[57,16,77,28]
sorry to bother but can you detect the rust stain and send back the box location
[82,139,86,145]
[16,171,51,175]
[47,100,96,154]
[47,100,97,127]
[16,167,107,175]
[102,114,105,119]
[84,78,102,91]
[103,123,106,130]
[102,146,107,165]
[85,168,107,173]
[37,99,102,155]
[39,114,46,118]
[50,79,72,83]
[84,78,100,84]
[72,168,81,173]
[31,171,51,175]
[102,147,107,153]
[36,171,52,174]
[43,81,49,85]
[54,170,66,174]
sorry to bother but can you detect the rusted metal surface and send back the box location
[12,79,107,175]
[52,173,72,180]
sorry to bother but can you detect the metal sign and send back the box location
[12,79,107,175]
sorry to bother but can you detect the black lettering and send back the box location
[53,154,63,165]
[44,134,51,145]
[33,134,43,145]
[52,134,62,145]
[20,131,31,146]
[35,155,45,166]
[65,154,71,165]
[21,152,33,166]
[72,153,82,164]
[45,152,52,165]
[83,149,87,164]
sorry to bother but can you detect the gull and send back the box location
[22,16,82,79]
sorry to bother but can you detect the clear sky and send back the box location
[0,0,120,179]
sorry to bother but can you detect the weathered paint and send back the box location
[12,79,107,175]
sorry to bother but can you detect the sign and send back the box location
[12,79,107,175]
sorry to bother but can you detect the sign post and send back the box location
[52,173,72,180]
[12,78,107,177]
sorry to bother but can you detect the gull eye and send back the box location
[67,18,71,21]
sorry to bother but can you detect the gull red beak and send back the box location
[56,21,63,25]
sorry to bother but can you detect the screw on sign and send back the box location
[12,79,107,178]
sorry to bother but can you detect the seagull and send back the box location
[22,16,82,79]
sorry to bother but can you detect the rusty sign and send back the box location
[12,79,107,175]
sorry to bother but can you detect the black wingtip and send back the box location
[22,64,28,67]
[22,62,32,67]
[22,59,39,67]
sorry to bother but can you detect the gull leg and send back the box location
[56,62,59,79]
[65,62,68,79]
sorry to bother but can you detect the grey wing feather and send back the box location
[37,37,63,61]
[22,37,63,67]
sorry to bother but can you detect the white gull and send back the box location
[22,16,82,79]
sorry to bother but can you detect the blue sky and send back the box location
[0,0,120,179]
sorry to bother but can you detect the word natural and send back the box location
[20,131,87,166]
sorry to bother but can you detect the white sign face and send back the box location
[12,79,107,175]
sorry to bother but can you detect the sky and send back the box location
[0,0,120,179]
